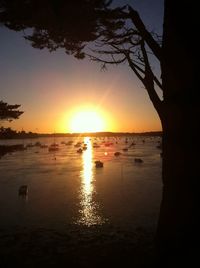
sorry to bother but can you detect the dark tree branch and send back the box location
[153,75,163,90]
[140,40,162,115]
[91,47,123,55]
[128,5,162,61]
[86,53,126,66]
[0,101,24,121]
[126,53,144,84]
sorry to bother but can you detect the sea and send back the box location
[0,136,162,232]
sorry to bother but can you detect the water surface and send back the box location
[0,136,162,231]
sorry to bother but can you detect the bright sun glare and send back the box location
[69,110,105,133]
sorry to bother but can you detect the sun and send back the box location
[69,110,105,133]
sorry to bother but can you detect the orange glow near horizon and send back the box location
[68,106,107,133]
[4,99,161,134]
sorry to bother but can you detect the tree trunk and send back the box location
[156,0,199,265]
[156,105,200,264]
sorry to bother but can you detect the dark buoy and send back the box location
[95,160,104,168]
[18,185,28,195]
[134,158,143,163]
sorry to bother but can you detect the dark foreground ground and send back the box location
[0,225,157,268]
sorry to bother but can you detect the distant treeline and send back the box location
[0,127,38,139]
[0,127,162,139]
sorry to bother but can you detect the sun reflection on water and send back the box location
[77,137,104,226]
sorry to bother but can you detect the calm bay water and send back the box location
[0,136,162,231]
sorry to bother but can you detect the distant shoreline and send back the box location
[0,131,162,140]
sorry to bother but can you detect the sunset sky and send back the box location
[0,0,164,133]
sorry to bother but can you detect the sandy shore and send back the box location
[0,224,157,267]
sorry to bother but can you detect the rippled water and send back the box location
[0,136,162,230]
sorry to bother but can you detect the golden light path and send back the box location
[78,137,104,226]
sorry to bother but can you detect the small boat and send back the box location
[95,160,104,168]
[40,144,48,148]
[105,142,113,147]
[48,143,59,151]
[74,142,81,148]
[65,141,73,145]
[134,158,143,163]
[18,185,28,195]
[26,143,34,148]
[130,142,136,147]
[35,141,42,147]
[93,143,100,148]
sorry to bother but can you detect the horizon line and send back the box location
[30,130,162,136]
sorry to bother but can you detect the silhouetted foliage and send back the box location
[0,0,162,114]
[0,127,38,139]
[0,127,17,138]
[0,100,23,121]
[0,0,125,59]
